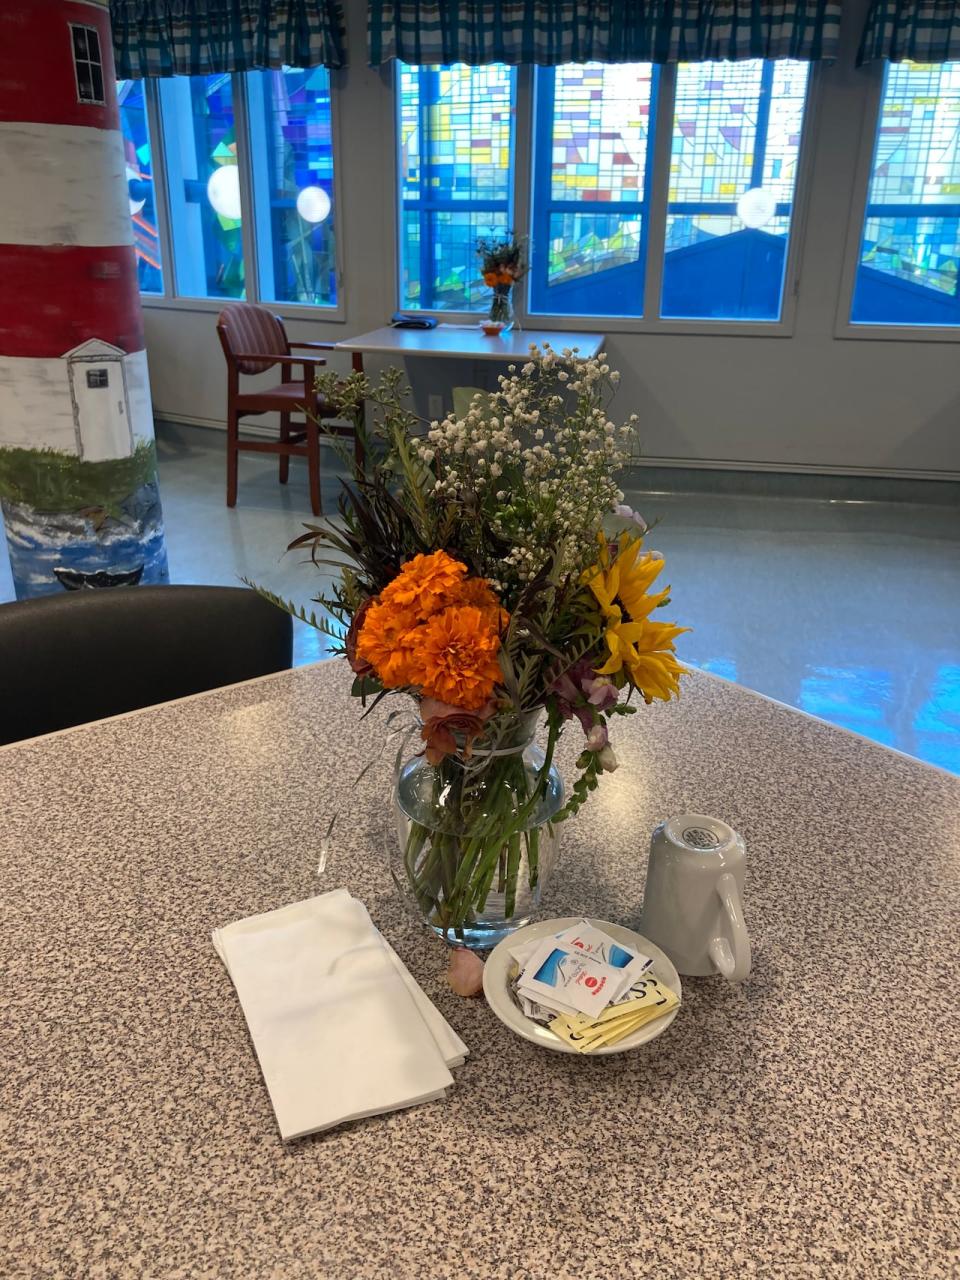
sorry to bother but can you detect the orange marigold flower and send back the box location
[482,270,498,286]
[355,598,420,688]
[379,550,467,622]
[442,575,508,627]
[405,605,503,711]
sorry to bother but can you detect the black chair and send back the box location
[0,586,293,746]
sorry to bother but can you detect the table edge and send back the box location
[333,331,606,358]
[1,659,952,785]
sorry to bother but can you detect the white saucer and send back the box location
[482,917,682,1056]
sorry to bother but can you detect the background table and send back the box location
[2,663,958,1278]
[335,324,605,372]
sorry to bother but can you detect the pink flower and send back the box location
[552,661,619,732]
[613,503,648,533]
[584,676,618,711]
[552,659,595,733]
[585,723,608,752]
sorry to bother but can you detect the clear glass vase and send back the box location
[488,286,514,332]
[392,717,564,949]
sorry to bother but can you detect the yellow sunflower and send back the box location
[581,533,689,702]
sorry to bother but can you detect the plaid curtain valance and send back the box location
[367,1,842,66]
[858,1,960,64]
[111,0,346,77]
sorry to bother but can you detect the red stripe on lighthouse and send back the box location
[0,244,144,357]
[0,0,119,131]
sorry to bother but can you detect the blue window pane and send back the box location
[117,80,162,294]
[158,74,245,299]
[530,63,655,318]
[247,67,337,308]
[397,64,516,311]
[851,62,960,327]
[662,60,809,321]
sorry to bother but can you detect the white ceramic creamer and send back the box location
[639,814,751,983]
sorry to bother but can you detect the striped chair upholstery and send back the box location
[217,304,288,375]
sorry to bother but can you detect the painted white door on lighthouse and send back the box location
[67,352,134,462]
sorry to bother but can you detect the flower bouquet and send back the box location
[477,233,527,332]
[263,349,687,948]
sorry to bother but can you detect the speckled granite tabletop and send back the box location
[1,663,958,1280]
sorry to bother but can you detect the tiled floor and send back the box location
[2,421,958,773]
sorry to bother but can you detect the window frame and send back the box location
[155,74,249,304]
[237,68,346,319]
[659,59,811,326]
[117,77,166,296]
[834,58,960,344]
[393,60,820,335]
[528,63,661,320]
[393,61,519,316]
[528,61,820,335]
[138,72,347,321]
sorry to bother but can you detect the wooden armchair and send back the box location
[216,303,362,517]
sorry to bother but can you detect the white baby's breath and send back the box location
[410,345,637,587]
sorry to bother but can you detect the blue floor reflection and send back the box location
[645,489,960,775]
[912,665,960,774]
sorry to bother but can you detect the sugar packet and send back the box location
[552,921,654,987]
[517,940,634,1017]
[511,922,652,986]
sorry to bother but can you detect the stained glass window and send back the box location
[530,63,655,317]
[247,68,337,308]
[117,80,163,294]
[397,64,516,310]
[662,60,809,321]
[851,61,960,327]
[529,60,808,321]
[158,74,245,299]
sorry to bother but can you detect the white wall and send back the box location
[143,0,960,480]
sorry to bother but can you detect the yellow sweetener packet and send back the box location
[584,1014,655,1051]
[589,997,679,1049]
[565,976,679,1033]
[548,1006,657,1053]
[551,986,681,1053]
[548,1014,610,1052]
[577,1007,677,1054]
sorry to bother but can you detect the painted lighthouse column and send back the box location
[0,0,168,596]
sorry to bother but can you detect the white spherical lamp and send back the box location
[207,164,242,220]
[296,185,332,224]
[126,165,146,217]
[736,187,777,230]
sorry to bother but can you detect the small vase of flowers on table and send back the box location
[258,348,688,953]
[478,234,526,334]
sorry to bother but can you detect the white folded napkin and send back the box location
[213,889,468,1140]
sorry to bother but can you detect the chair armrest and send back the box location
[233,352,328,368]
[288,341,338,351]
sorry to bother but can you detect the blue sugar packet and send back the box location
[518,940,631,1017]
[553,921,654,976]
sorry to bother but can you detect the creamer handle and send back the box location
[707,872,751,983]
